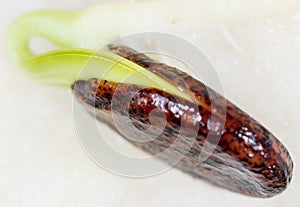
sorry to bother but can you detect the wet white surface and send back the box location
[0,0,299,206]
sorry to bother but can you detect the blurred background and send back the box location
[0,0,299,206]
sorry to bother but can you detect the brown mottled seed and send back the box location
[72,46,293,198]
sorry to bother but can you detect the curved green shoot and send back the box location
[4,8,193,101]
[5,10,79,64]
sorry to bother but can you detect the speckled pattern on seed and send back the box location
[72,45,293,198]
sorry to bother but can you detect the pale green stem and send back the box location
[21,48,192,100]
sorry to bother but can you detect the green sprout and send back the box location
[5,9,192,100]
